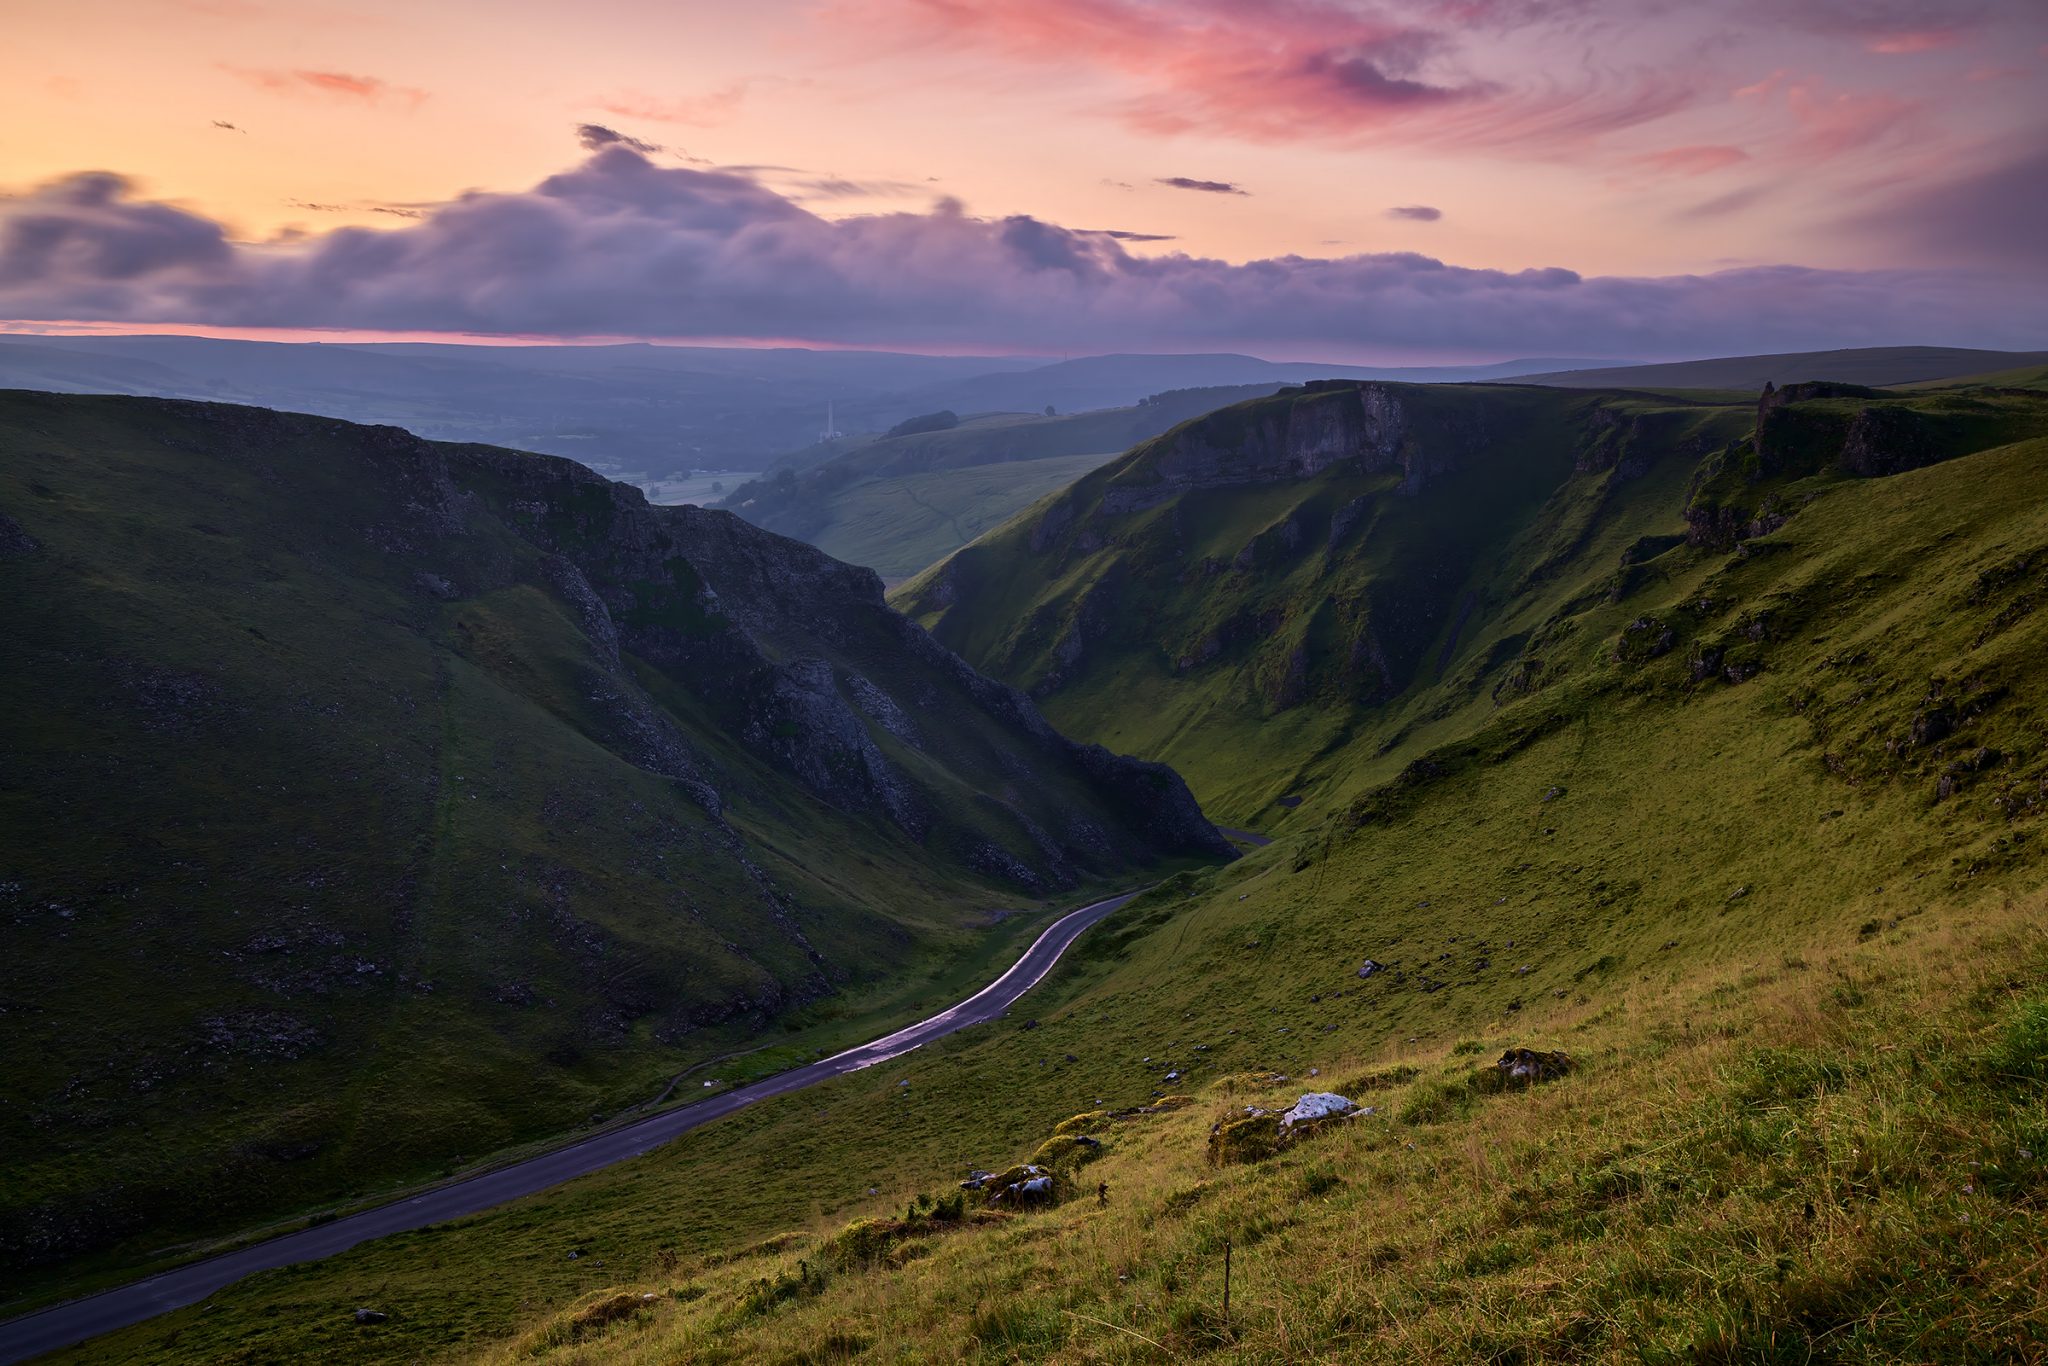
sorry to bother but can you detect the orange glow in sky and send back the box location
[3,0,2043,355]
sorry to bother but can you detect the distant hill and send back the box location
[0,390,1228,1277]
[723,384,1290,577]
[0,337,1599,490]
[0,336,1028,475]
[1519,345,2048,393]
[895,352,1612,419]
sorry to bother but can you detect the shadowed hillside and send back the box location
[0,391,1229,1282]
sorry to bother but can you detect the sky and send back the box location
[2,0,2044,361]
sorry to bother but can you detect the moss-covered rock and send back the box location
[1052,1110,1109,1137]
[1208,1111,1283,1166]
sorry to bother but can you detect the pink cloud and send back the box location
[1735,70,1920,161]
[1635,144,1751,176]
[2,149,2040,357]
[598,82,752,127]
[223,67,426,106]
[1866,28,1962,53]
[828,0,1690,153]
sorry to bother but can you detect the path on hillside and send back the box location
[0,889,1149,1364]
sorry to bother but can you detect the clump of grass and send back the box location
[1984,992,2048,1085]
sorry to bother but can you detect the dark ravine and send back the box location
[0,889,1147,1365]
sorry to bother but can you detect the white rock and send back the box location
[1281,1092,1358,1128]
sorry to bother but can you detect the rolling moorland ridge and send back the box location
[11,357,2047,1363]
[0,339,1609,498]
[0,389,1232,1304]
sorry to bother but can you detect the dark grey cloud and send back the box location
[0,149,2040,357]
[1294,49,1468,107]
[1096,229,1177,242]
[211,120,244,133]
[1157,177,1250,196]
[1387,205,1443,221]
[576,123,662,154]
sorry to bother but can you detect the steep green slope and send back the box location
[0,391,1229,1283]
[724,386,1284,576]
[46,410,2048,1364]
[897,378,2048,823]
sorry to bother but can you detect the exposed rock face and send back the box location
[1838,405,1939,477]
[0,510,39,558]
[1140,382,1413,497]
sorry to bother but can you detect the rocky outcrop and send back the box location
[0,510,40,558]
[1143,382,1406,491]
[1838,405,1939,477]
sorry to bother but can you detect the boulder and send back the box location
[1282,1092,1358,1127]
[981,1162,1049,1205]
[1357,959,1385,978]
[1496,1048,1572,1086]
[352,1308,389,1325]
[1208,1110,1282,1166]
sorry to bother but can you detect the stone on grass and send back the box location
[1497,1048,1572,1085]
[1281,1092,1359,1127]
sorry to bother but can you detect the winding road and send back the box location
[0,889,1144,1364]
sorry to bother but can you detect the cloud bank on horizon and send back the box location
[5,0,2047,359]
[2,142,2041,359]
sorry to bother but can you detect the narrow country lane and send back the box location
[0,889,1149,1363]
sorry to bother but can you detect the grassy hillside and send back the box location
[0,391,1228,1293]
[897,378,2048,822]
[39,375,2048,1364]
[1519,345,2048,394]
[464,887,2048,1366]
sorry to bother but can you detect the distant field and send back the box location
[806,452,1122,580]
[637,473,743,506]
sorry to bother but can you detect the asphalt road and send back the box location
[1215,826,1274,847]
[0,889,1143,1364]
